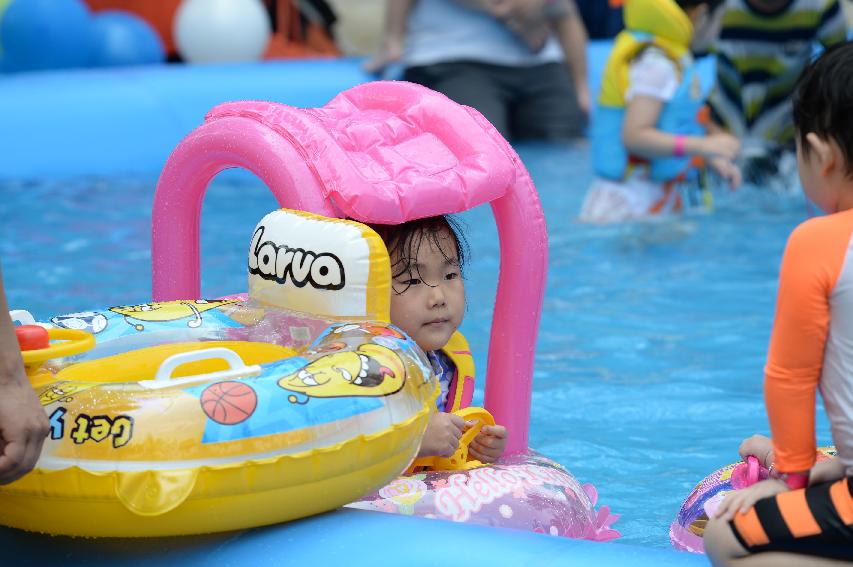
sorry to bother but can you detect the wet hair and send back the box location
[368,215,469,294]
[792,41,853,176]
[677,0,724,11]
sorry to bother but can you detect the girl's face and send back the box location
[388,228,465,353]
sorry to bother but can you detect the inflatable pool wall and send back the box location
[0,43,631,180]
[0,43,709,565]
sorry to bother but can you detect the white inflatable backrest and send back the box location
[248,209,391,321]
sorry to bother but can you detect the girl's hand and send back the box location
[418,412,465,458]
[709,157,742,190]
[738,434,774,468]
[713,479,788,521]
[700,132,740,161]
[468,424,507,463]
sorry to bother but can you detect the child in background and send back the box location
[580,0,742,224]
[704,41,853,566]
[370,216,508,463]
[704,0,847,186]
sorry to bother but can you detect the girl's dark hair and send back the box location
[792,41,853,176]
[368,215,468,291]
[677,0,724,10]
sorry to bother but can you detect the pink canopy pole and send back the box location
[486,173,547,455]
[464,109,547,456]
[152,112,337,301]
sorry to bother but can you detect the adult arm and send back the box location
[457,0,554,52]
[363,0,416,74]
[0,266,49,484]
[551,0,591,114]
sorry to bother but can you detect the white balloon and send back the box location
[174,0,272,64]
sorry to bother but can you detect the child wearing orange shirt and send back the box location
[703,41,853,566]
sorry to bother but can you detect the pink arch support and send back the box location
[151,82,547,455]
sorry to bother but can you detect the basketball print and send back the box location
[200,381,258,425]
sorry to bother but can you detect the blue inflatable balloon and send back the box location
[90,10,165,67]
[0,0,94,72]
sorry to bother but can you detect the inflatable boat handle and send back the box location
[9,309,52,329]
[9,309,37,326]
[143,347,261,389]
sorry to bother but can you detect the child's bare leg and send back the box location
[703,516,747,567]
[704,517,848,567]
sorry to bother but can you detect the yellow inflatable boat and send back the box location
[2,210,437,537]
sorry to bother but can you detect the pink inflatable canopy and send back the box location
[151,81,547,455]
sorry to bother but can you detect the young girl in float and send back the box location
[703,42,853,566]
[579,0,742,224]
[369,216,508,462]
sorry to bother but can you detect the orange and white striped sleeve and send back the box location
[765,211,853,473]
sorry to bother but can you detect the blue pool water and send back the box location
[0,143,833,549]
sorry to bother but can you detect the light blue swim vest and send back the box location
[591,32,715,183]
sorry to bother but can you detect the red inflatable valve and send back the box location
[15,325,50,351]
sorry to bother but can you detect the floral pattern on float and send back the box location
[347,450,620,542]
